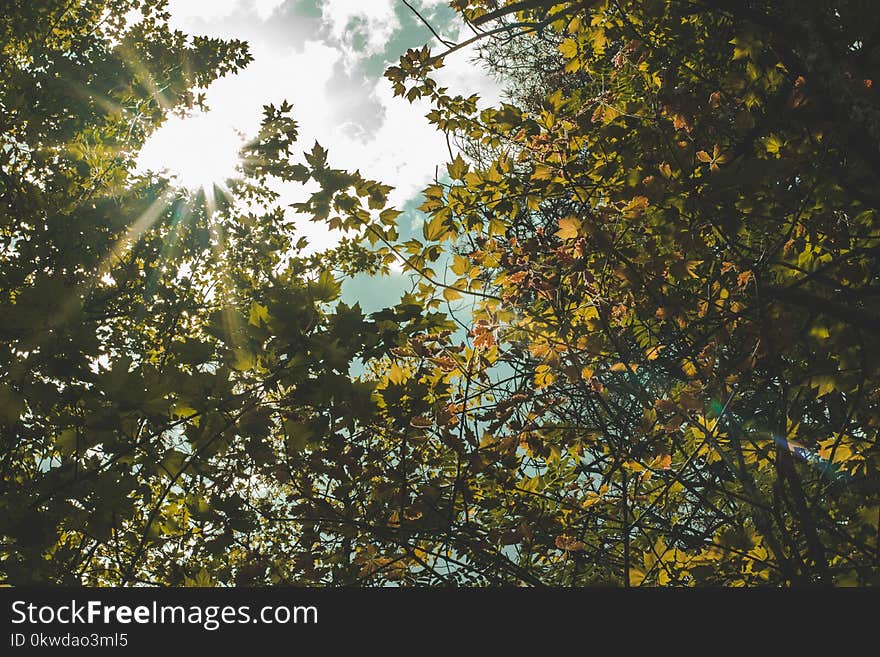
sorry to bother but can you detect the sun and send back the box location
[137,110,245,191]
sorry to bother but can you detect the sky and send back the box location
[136,0,503,271]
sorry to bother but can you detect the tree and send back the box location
[304,0,880,585]
[5,0,880,587]
[0,0,418,585]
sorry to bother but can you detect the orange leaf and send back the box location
[410,415,433,429]
[473,330,495,349]
[555,215,581,240]
[623,195,649,218]
[672,113,692,132]
[555,535,586,552]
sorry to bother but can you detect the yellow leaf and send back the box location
[488,218,506,235]
[423,214,448,241]
[591,28,608,54]
[582,493,602,508]
[601,104,620,124]
[628,567,646,586]
[388,362,407,385]
[532,164,555,180]
[232,349,256,372]
[184,568,215,587]
[451,254,469,276]
[248,301,269,327]
[555,535,586,552]
[685,260,703,278]
[696,150,712,163]
[443,287,463,302]
[578,305,599,321]
[534,364,556,389]
[446,154,468,180]
[555,215,581,240]
[558,38,578,59]
[464,171,482,188]
[810,375,835,397]
[764,133,784,155]
[672,114,691,132]
[55,428,78,456]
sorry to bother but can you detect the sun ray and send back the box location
[44,191,172,352]
[96,192,171,281]
[201,182,245,361]
[141,196,194,307]
[116,43,173,112]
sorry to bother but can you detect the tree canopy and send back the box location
[2,0,879,586]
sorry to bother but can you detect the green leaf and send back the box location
[310,269,342,301]
[284,419,314,453]
[0,384,24,424]
[160,450,190,478]
[170,403,200,426]
[55,428,78,457]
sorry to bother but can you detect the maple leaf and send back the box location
[555,215,581,240]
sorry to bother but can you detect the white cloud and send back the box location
[251,0,288,19]
[166,0,241,25]
[138,0,503,255]
[166,0,287,25]
[320,0,398,58]
[433,30,504,111]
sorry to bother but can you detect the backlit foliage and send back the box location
[3,0,880,586]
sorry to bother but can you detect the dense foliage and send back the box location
[0,0,419,585]
[2,0,879,586]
